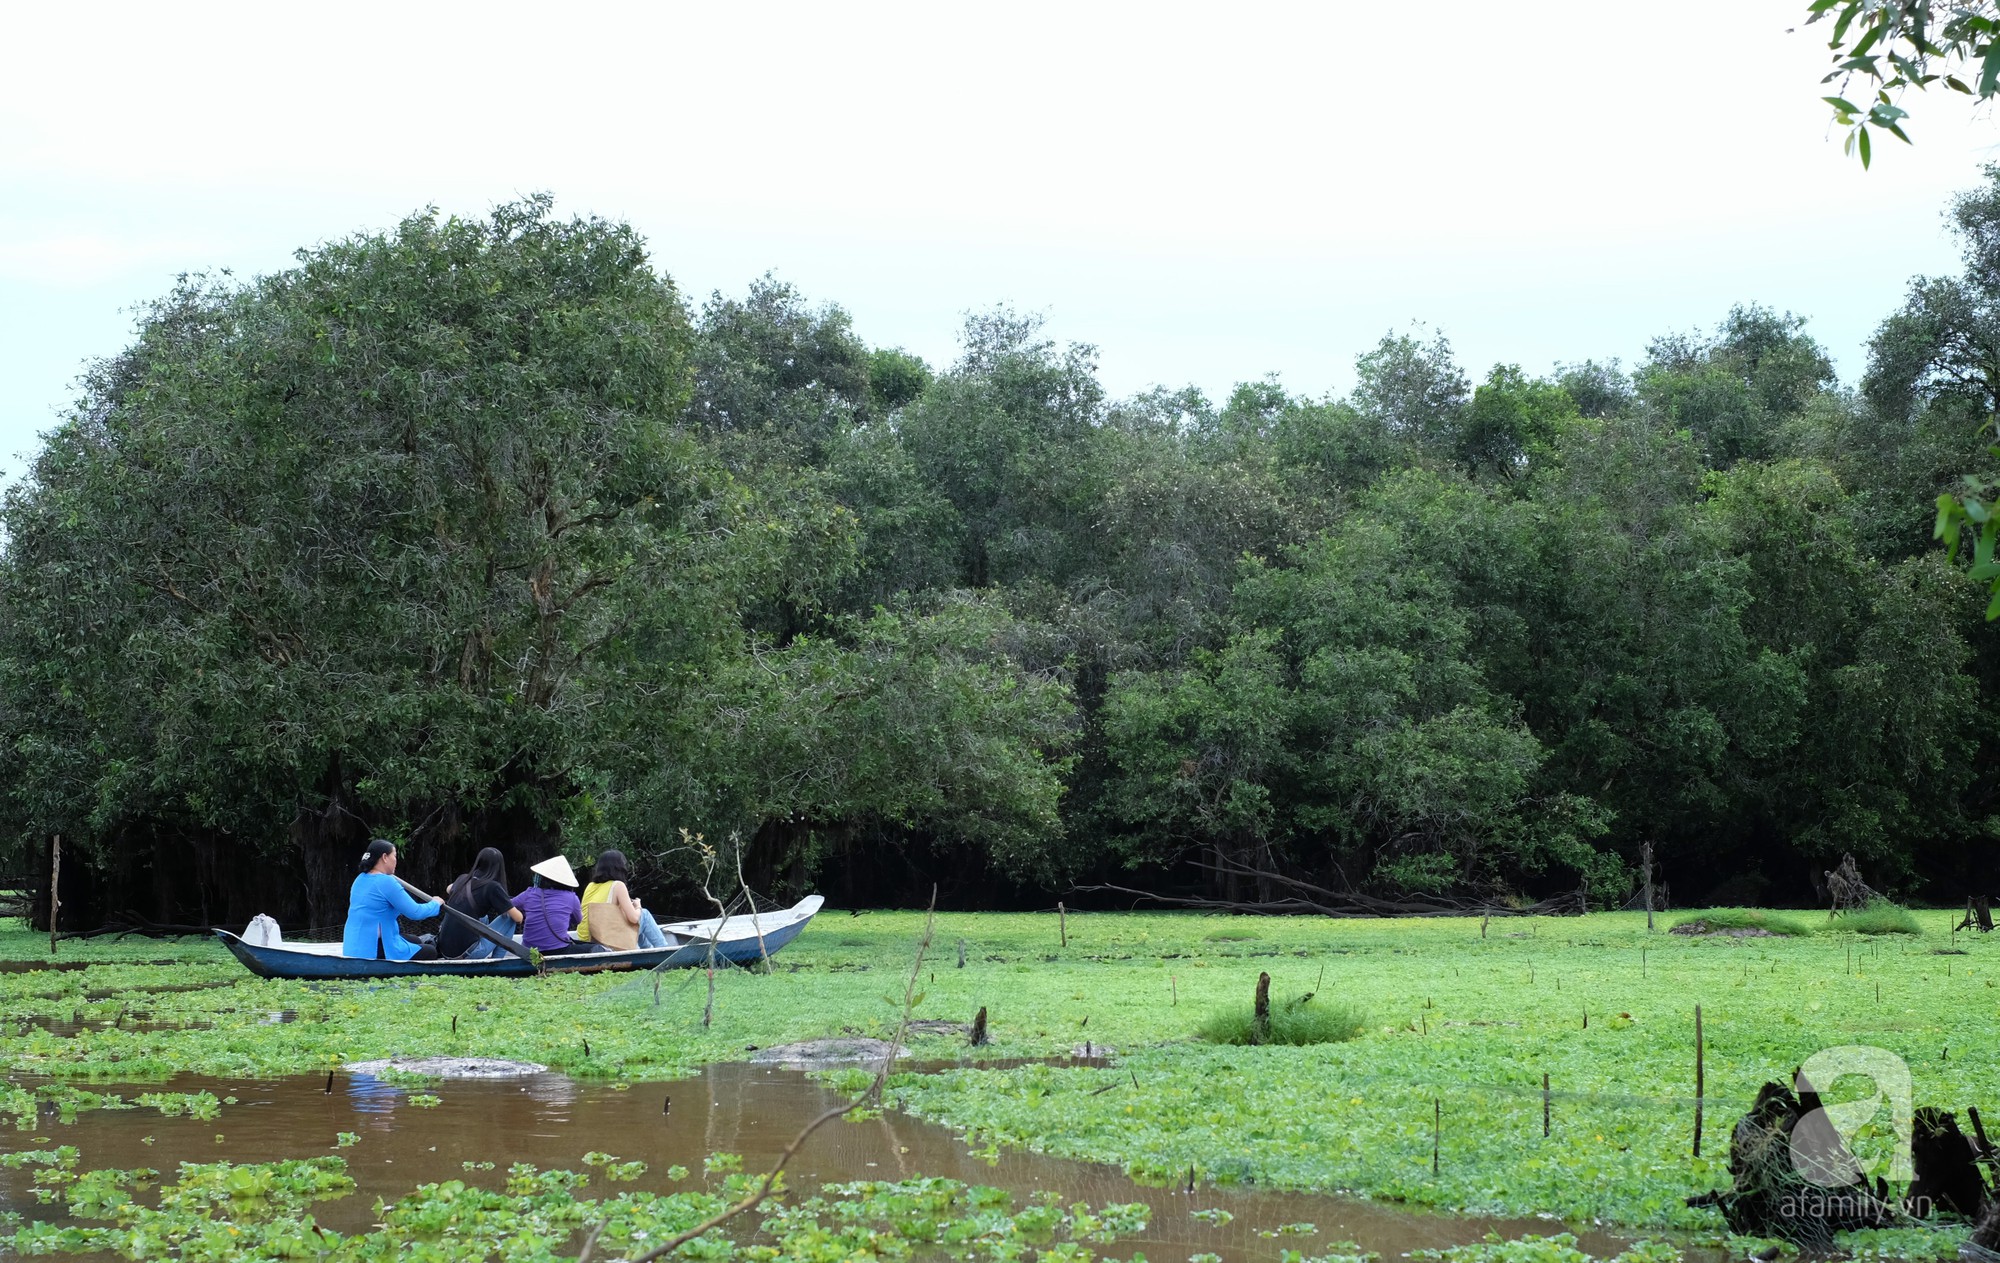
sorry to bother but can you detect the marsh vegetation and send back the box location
[3,909,1994,1259]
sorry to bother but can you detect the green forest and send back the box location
[7,170,2000,930]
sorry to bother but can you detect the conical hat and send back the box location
[530,855,579,888]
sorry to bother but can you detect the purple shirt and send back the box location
[512,886,582,950]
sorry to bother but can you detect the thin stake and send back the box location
[1542,1072,1551,1138]
[1433,1098,1441,1174]
[1058,902,1067,948]
[957,939,966,969]
[1692,1004,1705,1158]
[1169,974,1178,1006]
[48,835,60,955]
[1642,840,1655,933]
[1641,947,1647,979]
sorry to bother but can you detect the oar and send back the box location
[396,877,535,965]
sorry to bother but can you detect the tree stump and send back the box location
[1825,853,1878,916]
[1908,1106,1988,1217]
[1686,1074,1897,1247]
[1960,897,1995,934]
[1252,972,1271,1045]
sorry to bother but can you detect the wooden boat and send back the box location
[214,895,826,980]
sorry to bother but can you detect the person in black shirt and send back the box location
[437,847,524,958]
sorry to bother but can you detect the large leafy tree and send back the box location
[0,199,761,922]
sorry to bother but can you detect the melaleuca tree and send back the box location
[0,199,768,922]
[687,274,874,466]
[1636,306,1836,470]
[666,596,1079,889]
[896,309,1111,588]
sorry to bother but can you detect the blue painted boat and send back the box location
[215,895,825,980]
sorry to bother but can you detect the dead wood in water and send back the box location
[1959,896,1995,934]
[1686,1075,1898,1248]
[1909,1107,1989,1218]
[1824,853,1879,915]
[1075,853,1587,918]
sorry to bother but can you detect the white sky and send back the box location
[3,1,1997,492]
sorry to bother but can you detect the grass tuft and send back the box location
[1668,908,1813,937]
[1836,900,1922,935]
[1195,1000,1366,1046]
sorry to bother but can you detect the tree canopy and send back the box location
[6,181,2000,923]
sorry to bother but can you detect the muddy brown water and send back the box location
[0,1064,1720,1261]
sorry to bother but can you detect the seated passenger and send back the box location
[342,839,442,961]
[438,847,524,959]
[577,849,668,952]
[512,855,590,955]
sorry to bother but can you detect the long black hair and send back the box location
[452,846,505,894]
[358,839,396,875]
[591,850,631,884]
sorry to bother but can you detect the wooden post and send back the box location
[1057,902,1067,948]
[1693,1004,1705,1158]
[1169,974,1178,1006]
[1480,913,1489,939]
[1543,1072,1551,1138]
[48,835,60,955]
[1252,971,1271,1044]
[1433,1098,1441,1174]
[957,939,966,968]
[1642,841,1655,933]
[1641,947,1646,979]
[970,1006,989,1047]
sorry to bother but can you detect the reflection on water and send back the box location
[344,1074,402,1114]
[0,1064,1722,1262]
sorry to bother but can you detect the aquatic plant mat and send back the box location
[4,908,1995,1259]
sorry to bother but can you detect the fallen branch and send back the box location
[1074,870,1586,919]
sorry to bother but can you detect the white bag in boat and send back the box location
[243,914,282,947]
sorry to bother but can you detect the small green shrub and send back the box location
[1669,908,1813,937]
[1838,900,1922,936]
[1195,1001,1366,1046]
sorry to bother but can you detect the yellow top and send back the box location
[576,881,615,942]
